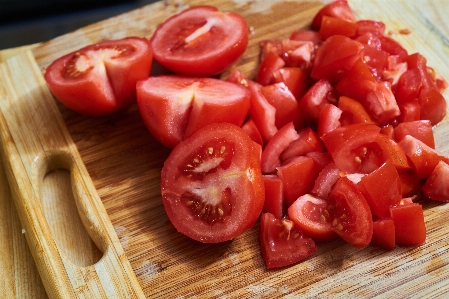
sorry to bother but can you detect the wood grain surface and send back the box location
[1,0,449,298]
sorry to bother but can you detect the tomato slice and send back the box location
[150,5,248,76]
[45,37,152,116]
[325,177,373,248]
[137,75,250,148]
[259,213,317,269]
[288,194,339,242]
[161,123,264,243]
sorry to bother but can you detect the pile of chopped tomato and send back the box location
[235,0,449,268]
[44,1,449,270]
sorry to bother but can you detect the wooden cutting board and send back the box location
[1,0,449,298]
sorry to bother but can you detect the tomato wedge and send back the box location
[45,37,152,116]
[288,194,339,242]
[150,5,248,76]
[137,75,250,148]
[161,123,264,243]
[325,177,373,248]
[259,213,317,268]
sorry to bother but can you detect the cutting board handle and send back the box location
[0,52,145,298]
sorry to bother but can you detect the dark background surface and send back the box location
[0,0,157,50]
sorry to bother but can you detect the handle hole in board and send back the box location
[37,151,103,267]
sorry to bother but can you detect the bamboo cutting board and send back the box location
[1,0,449,298]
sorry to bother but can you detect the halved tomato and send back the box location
[259,213,317,268]
[161,123,264,243]
[137,75,250,148]
[45,37,152,116]
[150,5,248,76]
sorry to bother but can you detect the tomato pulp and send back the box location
[160,123,265,243]
[45,37,152,116]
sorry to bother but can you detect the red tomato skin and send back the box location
[290,29,323,46]
[248,81,278,143]
[257,51,286,86]
[261,122,299,174]
[394,120,435,149]
[321,124,382,173]
[299,78,335,124]
[337,95,374,126]
[311,35,364,82]
[288,194,339,242]
[326,177,373,248]
[45,37,152,116]
[161,123,264,243]
[371,218,395,251]
[418,88,447,126]
[262,175,285,219]
[311,0,356,30]
[399,170,422,198]
[398,135,449,179]
[390,203,426,247]
[261,83,301,129]
[319,16,357,40]
[281,127,324,161]
[277,156,320,207]
[357,161,402,218]
[311,161,342,200]
[422,160,449,202]
[317,103,342,137]
[356,20,386,36]
[137,76,250,148]
[259,213,317,269]
[150,5,248,76]
[272,67,309,100]
[241,119,264,146]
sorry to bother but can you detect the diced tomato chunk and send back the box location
[311,161,342,200]
[259,213,317,269]
[311,0,356,30]
[277,156,320,207]
[281,127,324,161]
[311,35,364,82]
[398,135,449,179]
[319,16,357,39]
[317,103,342,137]
[325,177,373,248]
[390,203,426,247]
[261,83,301,129]
[356,161,402,217]
[261,122,299,174]
[422,160,449,202]
[288,194,339,242]
[394,120,435,148]
[371,218,395,251]
[262,175,285,219]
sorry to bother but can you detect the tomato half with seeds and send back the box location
[161,123,264,243]
[150,5,248,76]
[45,37,152,116]
[137,75,250,148]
